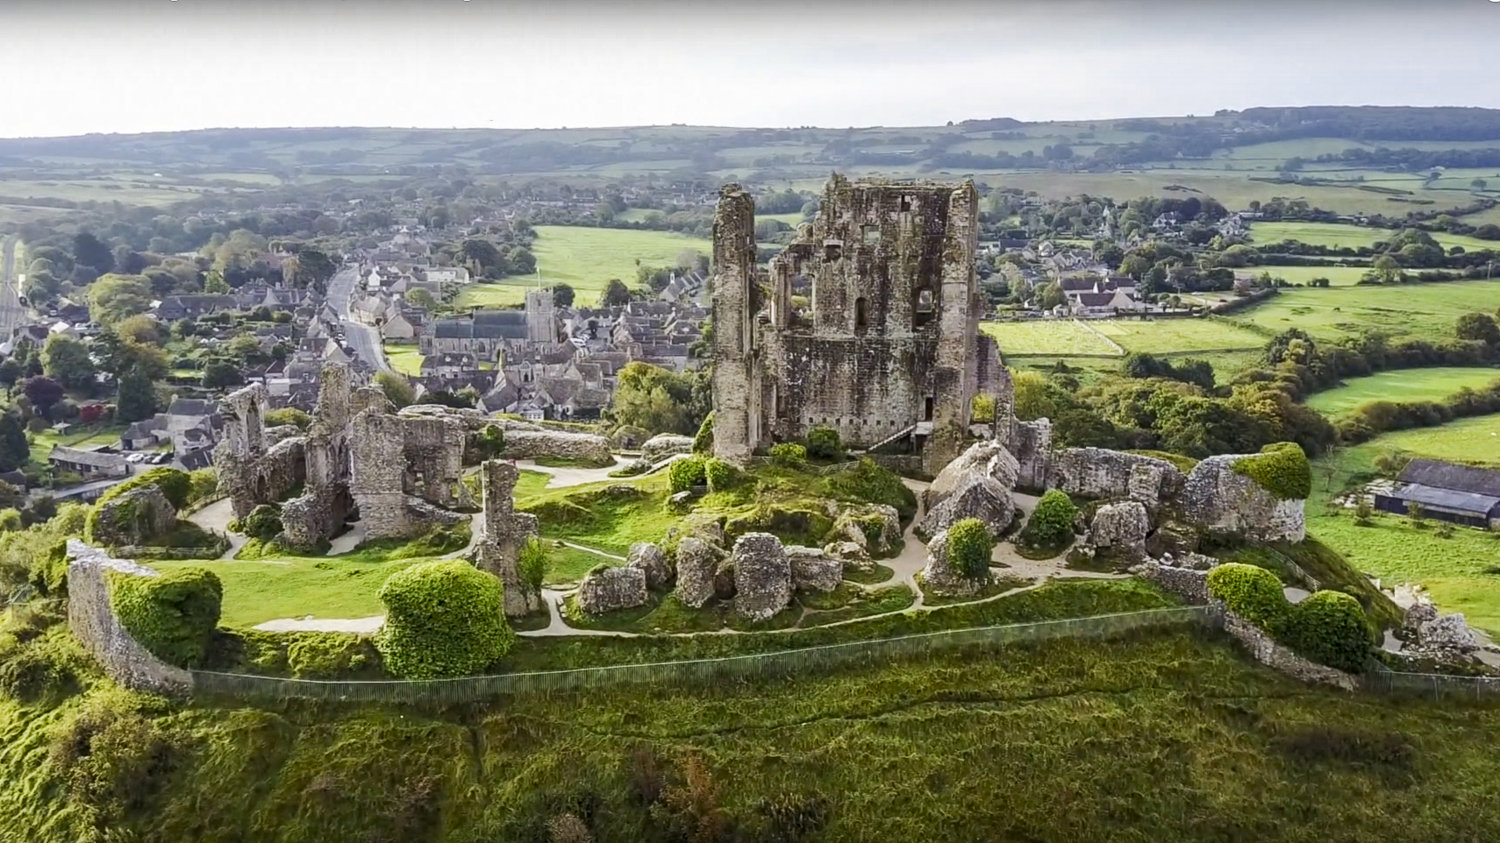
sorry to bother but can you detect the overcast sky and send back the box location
[3,0,1499,138]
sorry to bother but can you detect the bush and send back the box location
[1205,563,1287,630]
[704,457,736,492]
[519,535,548,593]
[668,456,707,494]
[769,442,807,469]
[1018,490,1077,551]
[49,688,180,824]
[805,426,844,461]
[374,560,515,678]
[946,518,993,580]
[240,504,283,541]
[264,407,312,429]
[1281,591,1374,673]
[1232,442,1312,500]
[186,468,218,505]
[286,633,371,679]
[692,412,714,454]
[109,567,223,668]
[0,625,88,702]
[470,423,506,462]
[825,458,918,522]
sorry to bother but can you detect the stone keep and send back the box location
[1178,454,1307,543]
[731,532,792,620]
[215,381,306,519]
[710,175,1001,475]
[281,365,356,547]
[473,459,543,618]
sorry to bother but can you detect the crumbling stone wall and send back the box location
[731,532,791,620]
[215,382,305,518]
[281,366,355,547]
[1012,419,1052,491]
[577,565,648,614]
[1047,448,1185,506]
[710,175,990,474]
[65,540,192,695]
[501,429,612,464]
[1179,454,1307,543]
[91,485,177,547]
[472,460,543,618]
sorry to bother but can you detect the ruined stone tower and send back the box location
[711,175,1000,474]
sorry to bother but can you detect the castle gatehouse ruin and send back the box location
[711,174,1004,474]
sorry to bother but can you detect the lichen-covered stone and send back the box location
[926,440,1020,509]
[832,503,902,555]
[823,540,873,572]
[1179,454,1307,543]
[1403,601,1439,633]
[576,565,648,615]
[90,485,176,547]
[473,460,543,618]
[1418,613,1482,653]
[920,473,1013,538]
[919,529,986,597]
[627,542,672,591]
[1087,501,1150,559]
[1012,418,1052,491]
[502,429,612,464]
[641,433,693,463]
[674,537,719,608]
[731,532,791,620]
[786,546,842,593]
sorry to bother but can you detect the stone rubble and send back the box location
[577,565,649,615]
[731,532,792,620]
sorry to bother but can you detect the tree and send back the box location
[201,359,244,389]
[287,247,336,292]
[0,413,28,472]
[116,366,160,423]
[375,371,415,408]
[73,231,115,274]
[405,288,437,310]
[1456,312,1500,345]
[203,269,230,294]
[551,283,575,308]
[23,376,63,418]
[607,362,706,435]
[1406,501,1425,527]
[86,274,154,327]
[41,335,97,392]
[602,278,632,307]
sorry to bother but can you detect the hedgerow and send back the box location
[374,560,515,679]
[108,567,223,668]
[1279,591,1374,673]
[669,456,707,493]
[1232,442,1311,500]
[286,633,373,679]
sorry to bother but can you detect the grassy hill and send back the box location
[7,624,1500,842]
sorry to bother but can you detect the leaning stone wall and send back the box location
[1178,454,1306,543]
[1012,418,1052,491]
[64,540,192,695]
[1047,448,1185,505]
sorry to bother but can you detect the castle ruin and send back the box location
[711,175,1004,474]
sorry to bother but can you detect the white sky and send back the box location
[2,0,1498,138]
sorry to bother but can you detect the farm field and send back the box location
[383,344,422,376]
[980,319,1120,356]
[1252,221,1500,254]
[1092,317,1268,353]
[1308,412,1500,633]
[27,423,125,468]
[1252,265,1371,286]
[1305,367,1500,416]
[1235,280,1500,340]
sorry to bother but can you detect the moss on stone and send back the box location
[1232,442,1312,500]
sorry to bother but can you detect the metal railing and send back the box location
[1362,658,1500,702]
[190,605,1216,705]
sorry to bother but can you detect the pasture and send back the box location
[1235,280,1500,340]
[452,225,712,309]
[980,320,1120,356]
[384,345,423,376]
[1252,221,1500,254]
[1304,367,1500,416]
[1091,317,1268,353]
[1309,414,1500,634]
[1253,265,1371,287]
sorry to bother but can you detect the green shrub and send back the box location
[240,504,283,541]
[1018,490,1077,551]
[374,560,515,679]
[186,468,219,504]
[264,407,312,429]
[805,426,844,461]
[286,633,371,679]
[49,688,180,824]
[0,509,21,533]
[669,456,707,493]
[109,567,223,668]
[519,535,548,593]
[946,518,994,580]
[0,624,89,702]
[704,457,736,492]
[1281,591,1374,673]
[769,442,807,469]
[692,412,714,454]
[1232,442,1312,500]
[470,423,506,463]
[825,458,918,522]
[97,467,193,510]
[1205,563,1287,630]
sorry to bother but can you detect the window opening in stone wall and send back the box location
[914,288,935,329]
[824,241,842,262]
[862,225,880,245]
[855,297,868,331]
[924,396,935,421]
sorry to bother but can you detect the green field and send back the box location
[1251,265,1372,287]
[1310,412,1500,633]
[1092,317,1269,353]
[383,344,422,376]
[27,424,125,468]
[980,320,1120,356]
[454,225,712,309]
[1305,367,1500,416]
[1236,280,1500,340]
[150,554,425,628]
[1252,221,1500,253]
